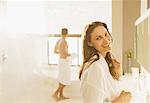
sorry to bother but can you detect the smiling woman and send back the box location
[80,21,132,103]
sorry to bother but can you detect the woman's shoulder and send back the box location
[84,57,101,73]
[88,55,103,66]
[81,57,104,82]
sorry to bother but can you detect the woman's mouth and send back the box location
[102,45,110,48]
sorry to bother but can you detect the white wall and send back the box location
[45,1,112,34]
[6,1,47,34]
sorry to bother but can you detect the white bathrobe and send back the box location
[81,55,120,103]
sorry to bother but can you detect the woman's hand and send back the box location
[112,91,132,103]
[110,59,122,80]
[120,91,132,103]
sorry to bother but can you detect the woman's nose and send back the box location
[104,37,110,44]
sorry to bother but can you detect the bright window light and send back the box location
[47,1,112,66]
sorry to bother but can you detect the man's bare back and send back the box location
[54,39,69,59]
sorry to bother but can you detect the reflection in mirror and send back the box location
[135,9,150,73]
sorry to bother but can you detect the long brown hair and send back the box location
[79,21,114,79]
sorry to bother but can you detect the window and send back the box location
[48,35,82,66]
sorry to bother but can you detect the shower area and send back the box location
[0,1,51,102]
[0,34,51,102]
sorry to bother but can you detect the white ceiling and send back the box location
[45,1,112,34]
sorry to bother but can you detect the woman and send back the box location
[79,21,132,103]
[52,28,71,101]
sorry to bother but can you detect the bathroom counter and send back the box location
[118,73,150,103]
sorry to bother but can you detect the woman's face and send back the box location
[90,26,111,56]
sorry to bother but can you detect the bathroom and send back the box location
[0,0,150,103]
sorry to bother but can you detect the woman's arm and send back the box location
[105,52,122,80]
[111,59,122,80]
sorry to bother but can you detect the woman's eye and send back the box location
[96,38,99,40]
[96,36,102,40]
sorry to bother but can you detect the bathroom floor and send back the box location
[1,65,148,103]
[1,85,82,103]
[0,65,82,103]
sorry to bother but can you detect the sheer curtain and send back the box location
[1,1,48,101]
[1,33,48,101]
[1,35,29,100]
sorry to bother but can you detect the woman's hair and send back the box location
[79,21,114,79]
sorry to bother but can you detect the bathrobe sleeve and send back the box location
[81,61,106,103]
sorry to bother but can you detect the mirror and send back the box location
[135,10,150,73]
